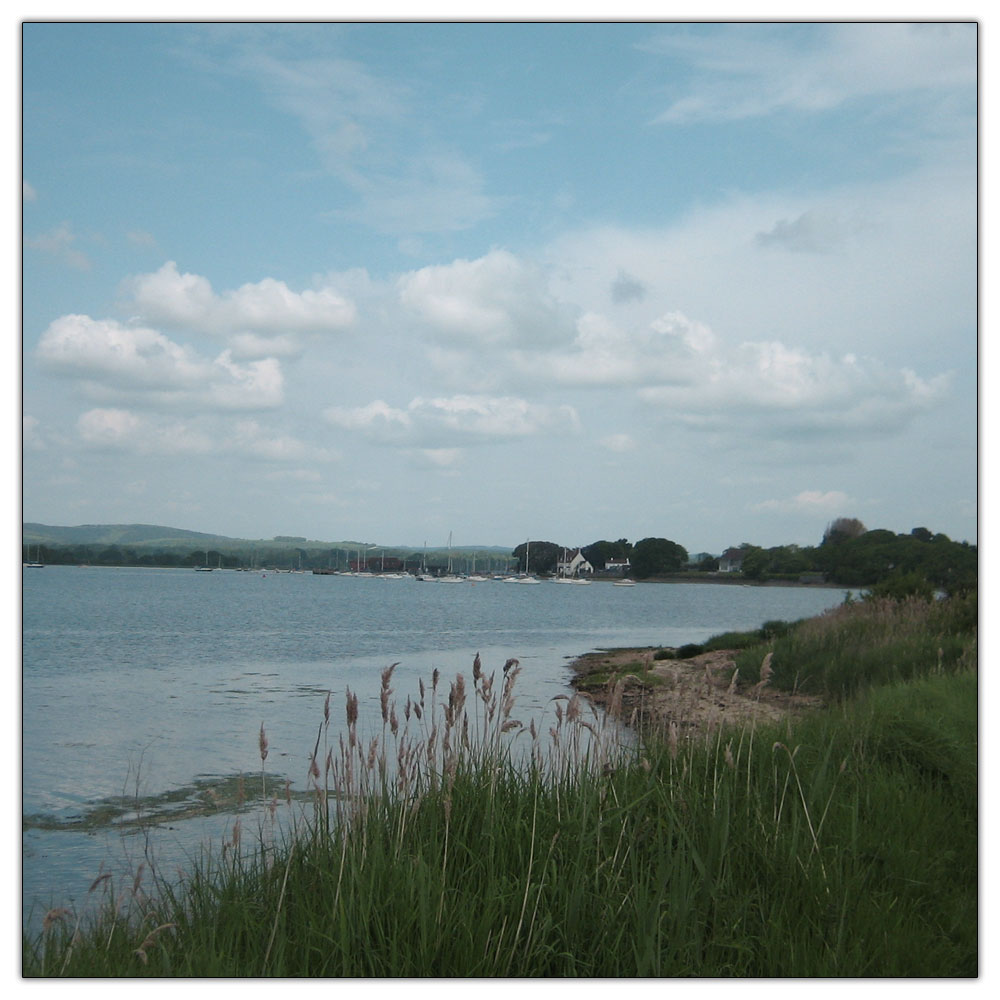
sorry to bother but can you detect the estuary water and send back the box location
[22,565,846,929]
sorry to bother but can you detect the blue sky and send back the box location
[20,20,978,554]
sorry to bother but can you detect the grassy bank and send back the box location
[24,597,977,977]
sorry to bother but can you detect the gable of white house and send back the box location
[718,548,744,572]
[558,550,594,576]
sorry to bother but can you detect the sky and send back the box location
[20,19,979,556]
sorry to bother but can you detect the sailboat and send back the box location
[24,544,44,568]
[515,539,541,583]
[439,532,464,582]
[467,550,489,583]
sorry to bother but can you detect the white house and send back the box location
[558,549,595,577]
[718,547,745,573]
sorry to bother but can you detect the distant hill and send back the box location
[22,522,248,549]
[21,522,513,556]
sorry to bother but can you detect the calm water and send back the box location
[22,565,846,928]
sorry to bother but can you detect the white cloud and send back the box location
[410,394,579,439]
[76,408,213,454]
[645,23,976,125]
[597,433,637,453]
[519,310,715,387]
[227,332,302,360]
[398,250,575,349]
[39,314,211,386]
[73,408,334,465]
[325,393,579,449]
[638,343,949,442]
[37,314,285,411]
[230,418,338,463]
[209,353,285,410]
[232,45,498,235]
[23,180,37,201]
[753,490,852,514]
[414,448,463,469]
[26,223,91,270]
[324,399,413,444]
[123,261,356,336]
[388,228,956,451]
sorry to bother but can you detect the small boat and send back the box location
[613,579,637,587]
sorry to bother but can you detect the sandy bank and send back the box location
[569,646,823,738]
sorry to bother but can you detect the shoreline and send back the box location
[568,645,823,736]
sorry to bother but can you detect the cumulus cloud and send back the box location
[411,394,579,439]
[638,343,950,442]
[398,250,576,349]
[390,236,953,452]
[37,314,285,411]
[123,261,356,336]
[325,393,579,449]
[227,332,303,360]
[324,399,413,444]
[521,310,716,387]
[74,408,332,465]
[76,408,213,454]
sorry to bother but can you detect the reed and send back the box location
[24,636,977,977]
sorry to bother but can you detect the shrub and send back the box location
[675,643,704,659]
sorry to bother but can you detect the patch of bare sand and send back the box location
[570,646,822,737]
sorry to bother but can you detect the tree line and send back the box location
[24,518,976,595]
[519,519,976,595]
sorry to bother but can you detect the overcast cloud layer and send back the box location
[22,22,977,553]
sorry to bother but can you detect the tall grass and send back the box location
[733,592,977,699]
[24,606,977,977]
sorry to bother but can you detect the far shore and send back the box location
[613,574,845,588]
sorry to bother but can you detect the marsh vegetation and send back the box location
[24,594,977,977]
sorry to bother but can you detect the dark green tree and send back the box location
[630,537,688,579]
[512,540,561,574]
[822,517,868,546]
[581,539,632,571]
